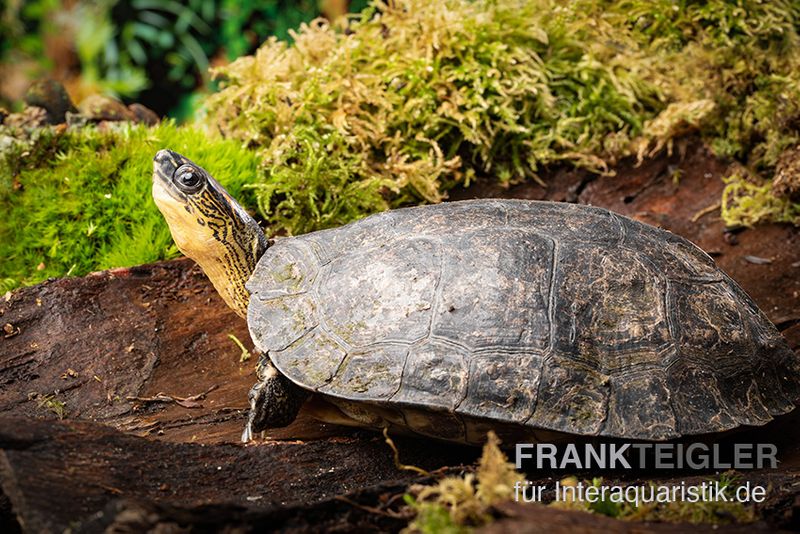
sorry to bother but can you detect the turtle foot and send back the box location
[242,362,308,442]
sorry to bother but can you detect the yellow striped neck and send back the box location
[153,168,268,318]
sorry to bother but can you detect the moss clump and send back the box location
[33,393,68,419]
[722,173,800,227]
[208,0,800,233]
[404,432,524,532]
[404,446,755,531]
[0,122,260,292]
[595,0,800,226]
[207,0,665,235]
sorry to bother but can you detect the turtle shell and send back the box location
[246,199,799,442]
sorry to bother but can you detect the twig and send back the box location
[228,334,252,362]
[691,202,721,222]
[127,384,218,409]
[334,495,412,519]
[743,255,773,265]
[97,483,124,495]
[383,427,431,477]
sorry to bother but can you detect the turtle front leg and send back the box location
[242,356,309,442]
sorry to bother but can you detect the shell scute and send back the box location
[431,228,553,350]
[526,358,610,436]
[604,369,678,439]
[316,238,440,347]
[248,292,317,353]
[552,244,671,362]
[246,239,318,298]
[457,352,543,423]
[271,330,347,391]
[320,345,407,399]
[392,340,469,411]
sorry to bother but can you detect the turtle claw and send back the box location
[243,363,308,439]
[241,380,265,443]
[241,422,253,443]
[241,395,267,443]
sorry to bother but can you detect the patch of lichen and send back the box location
[207,0,800,232]
[0,122,261,292]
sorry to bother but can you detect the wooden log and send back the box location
[0,142,799,531]
[0,416,470,532]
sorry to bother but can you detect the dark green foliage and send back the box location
[109,0,218,91]
[0,122,260,291]
[1,0,357,115]
[0,0,59,62]
[220,0,319,60]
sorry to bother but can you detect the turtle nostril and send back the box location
[153,150,183,178]
[154,149,171,163]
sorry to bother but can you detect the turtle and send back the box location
[152,149,800,445]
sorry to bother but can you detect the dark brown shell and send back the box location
[246,199,799,441]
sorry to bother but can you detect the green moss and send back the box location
[722,173,800,227]
[5,1,800,292]
[207,0,665,236]
[0,121,260,291]
[404,432,523,532]
[34,393,68,419]
[404,496,469,534]
[207,0,800,232]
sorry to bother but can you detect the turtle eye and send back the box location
[173,165,204,193]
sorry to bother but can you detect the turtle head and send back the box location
[152,149,268,318]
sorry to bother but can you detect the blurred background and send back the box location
[0,0,367,120]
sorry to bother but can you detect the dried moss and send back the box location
[207,0,800,232]
[207,0,665,235]
[596,0,800,226]
[722,172,800,227]
[404,432,523,532]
